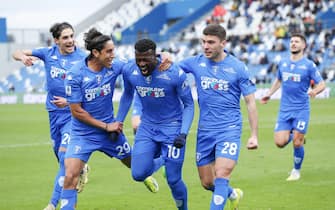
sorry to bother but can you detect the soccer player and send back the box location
[260,33,326,181]
[12,22,90,210]
[61,29,159,210]
[178,24,259,210]
[116,38,194,210]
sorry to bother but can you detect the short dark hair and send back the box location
[135,38,156,53]
[203,24,226,41]
[49,22,73,39]
[291,33,306,45]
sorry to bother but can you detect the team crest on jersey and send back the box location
[145,75,152,84]
[96,75,103,84]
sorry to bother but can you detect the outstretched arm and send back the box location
[12,49,36,66]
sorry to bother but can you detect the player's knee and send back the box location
[275,141,286,148]
[201,180,214,191]
[131,170,148,182]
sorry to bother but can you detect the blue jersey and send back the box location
[117,61,194,134]
[65,58,126,136]
[277,57,323,112]
[179,53,256,131]
[32,45,86,111]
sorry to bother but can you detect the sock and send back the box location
[171,180,188,210]
[283,133,293,147]
[60,189,77,210]
[50,152,65,207]
[294,146,304,170]
[210,178,229,210]
[153,156,164,173]
[227,186,234,199]
[207,185,215,192]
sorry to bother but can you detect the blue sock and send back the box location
[153,156,164,173]
[50,152,65,207]
[60,189,77,210]
[207,185,215,192]
[294,146,304,170]
[210,178,229,210]
[170,180,188,210]
[228,185,233,198]
[283,133,293,147]
[207,185,232,197]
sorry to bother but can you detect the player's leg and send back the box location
[48,111,61,161]
[287,113,309,181]
[274,113,294,148]
[164,143,188,210]
[60,158,85,210]
[44,115,70,209]
[210,130,242,210]
[130,139,159,192]
[274,130,292,148]
[60,135,94,210]
[44,150,66,210]
[103,132,159,193]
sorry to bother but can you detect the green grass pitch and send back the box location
[0,98,334,210]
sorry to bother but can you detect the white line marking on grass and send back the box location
[0,142,51,149]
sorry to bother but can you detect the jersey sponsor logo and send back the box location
[200,76,229,91]
[136,86,165,98]
[85,83,111,101]
[50,66,66,79]
[282,72,301,82]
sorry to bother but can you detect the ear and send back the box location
[54,38,59,45]
[92,49,99,58]
[221,40,226,48]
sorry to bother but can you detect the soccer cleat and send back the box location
[143,176,159,193]
[76,164,90,193]
[286,169,301,181]
[43,203,55,210]
[229,188,243,210]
